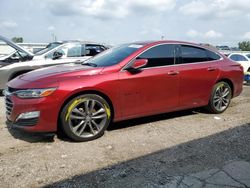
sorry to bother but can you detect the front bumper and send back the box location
[4,93,60,132]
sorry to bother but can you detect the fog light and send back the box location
[16,111,40,121]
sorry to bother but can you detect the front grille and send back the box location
[5,97,13,116]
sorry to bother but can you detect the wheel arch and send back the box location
[57,90,115,131]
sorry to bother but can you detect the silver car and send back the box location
[0,35,108,91]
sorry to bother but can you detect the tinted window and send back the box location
[137,44,175,68]
[181,45,208,64]
[85,45,105,56]
[230,55,248,61]
[207,50,221,61]
[237,55,248,61]
[230,55,238,61]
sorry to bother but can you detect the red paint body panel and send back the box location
[6,41,244,132]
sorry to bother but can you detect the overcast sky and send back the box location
[0,0,250,46]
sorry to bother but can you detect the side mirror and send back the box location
[52,51,63,60]
[125,59,148,73]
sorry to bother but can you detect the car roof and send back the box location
[133,40,212,47]
[55,40,107,46]
[132,40,221,53]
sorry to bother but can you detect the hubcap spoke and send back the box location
[84,100,89,114]
[89,122,95,135]
[92,113,106,120]
[78,121,88,136]
[93,108,105,116]
[91,120,100,131]
[72,120,85,132]
[222,90,229,98]
[90,100,96,112]
[213,98,220,103]
[70,115,85,120]
[72,108,85,116]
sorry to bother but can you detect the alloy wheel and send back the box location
[68,98,108,138]
[212,83,231,112]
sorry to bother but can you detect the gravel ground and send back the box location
[0,86,250,188]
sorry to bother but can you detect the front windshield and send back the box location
[83,44,144,67]
[35,42,62,56]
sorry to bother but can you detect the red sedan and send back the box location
[4,41,243,141]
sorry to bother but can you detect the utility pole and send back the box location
[51,33,57,42]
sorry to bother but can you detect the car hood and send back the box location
[0,35,34,57]
[18,63,103,82]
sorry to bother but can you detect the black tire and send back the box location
[60,94,112,142]
[206,81,232,114]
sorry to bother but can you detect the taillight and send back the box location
[240,65,244,72]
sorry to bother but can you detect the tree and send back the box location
[11,37,23,43]
[238,41,250,51]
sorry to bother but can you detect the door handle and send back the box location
[168,71,179,75]
[207,67,217,71]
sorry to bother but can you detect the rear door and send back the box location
[119,44,180,119]
[177,45,221,108]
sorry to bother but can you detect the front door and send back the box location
[119,44,180,119]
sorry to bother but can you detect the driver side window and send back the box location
[136,44,176,68]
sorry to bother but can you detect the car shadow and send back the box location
[7,125,55,143]
[5,108,206,143]
[45,123,250,188]
[108,108,204,131]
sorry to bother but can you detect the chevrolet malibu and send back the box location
[4,41,243,141]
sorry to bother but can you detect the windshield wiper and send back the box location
[82,62,97,67]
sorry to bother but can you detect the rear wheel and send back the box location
[206,81,232,113]
[60,94,112,142]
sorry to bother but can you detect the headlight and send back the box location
[15,88,57,99]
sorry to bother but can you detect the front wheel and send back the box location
[206,82,232,114]
[60,94,112,142]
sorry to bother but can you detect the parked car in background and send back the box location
[228,53,250,73]
[0,35,34,63]
[216,45,231,51]
[4,41,243,141]
[0,35,109,90]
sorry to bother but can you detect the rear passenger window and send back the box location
[237,55,248,61]
[230,55,238,61]
[137,44,175,68]
[207,50,221,61]
[181,45,208,64]
[230,55,248,61]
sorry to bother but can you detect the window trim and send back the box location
[121,43,223,72]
